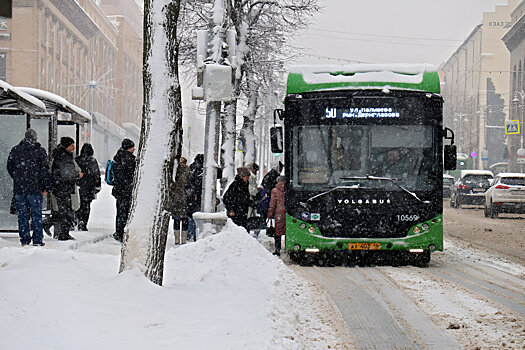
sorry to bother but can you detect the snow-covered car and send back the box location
[443,174,454,198]
[450,170,493,208]
[484,172,525,218]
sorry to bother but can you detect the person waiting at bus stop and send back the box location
[75,143,101,231]
[267,175,285,256]
[223,166,251,229]
[112,138,136,242]
[50,137,84,241]
[7,128,51,246]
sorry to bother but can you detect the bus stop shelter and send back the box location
[0,82,90,232]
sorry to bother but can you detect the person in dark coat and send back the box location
[75,143,101,231]
[267,175,285,256]
[260,161,283,218]
[171,156,190,244]
[223,166,251,229]
[7,129,51,246]
[50,137,83,241]
[112,138,136,242]
[185,154,204,241]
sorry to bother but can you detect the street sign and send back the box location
[481,149,488,161]
[518,148,525,158]
[505,120,520,135]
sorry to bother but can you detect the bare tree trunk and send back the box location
[119,0,183,286]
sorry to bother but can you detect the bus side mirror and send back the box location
[444,145,457,170]
[270,126,283,154]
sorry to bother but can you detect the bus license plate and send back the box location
[348,243,381,250]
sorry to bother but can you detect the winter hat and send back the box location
[121,138,135,150]
[194,154,204,164]
[246,162,259,173]
[80,143,94,157]
[276,175,285,183]
[24,128,38,141]
[60,136,75,148]
[237,166,251,178]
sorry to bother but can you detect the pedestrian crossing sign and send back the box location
[505,120,520,135]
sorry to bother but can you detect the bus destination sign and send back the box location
[325,107,400,119]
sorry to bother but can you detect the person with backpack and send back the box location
[111,138,136,242]
[260,161,283,218]
[75,143,101,231]
[7,129,51,246]
[185,154,204,242]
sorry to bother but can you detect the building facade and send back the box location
[503,0,525,172]
[440,0,519,170]
[1,0,142,162]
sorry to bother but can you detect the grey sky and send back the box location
[292,0,508,66]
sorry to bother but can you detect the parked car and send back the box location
[489,162,508,176]
[484,172,525,218]
[443,174,455,198]
[450,170,494,208]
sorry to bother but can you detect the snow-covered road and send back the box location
[293,240,525,350]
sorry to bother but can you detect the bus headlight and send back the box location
[308,226,316,233]
[300,223,306,229]
[422,223,429,231]
[428,244,436,252]
[413,226,421,233]
[293,244,301,251]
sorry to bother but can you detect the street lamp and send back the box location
[512,91,525,172]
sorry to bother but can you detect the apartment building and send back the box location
[440,0,519,169]
[1,0,142,161]
[503,0,525,171]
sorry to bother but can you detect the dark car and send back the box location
[443,174,454,198]
[450,170,494,208]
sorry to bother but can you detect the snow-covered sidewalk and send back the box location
[0,184,349,350]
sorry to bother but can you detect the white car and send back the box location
[484,172,525,218]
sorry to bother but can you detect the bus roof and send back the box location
[286,64,440,95]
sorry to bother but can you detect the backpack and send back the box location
[105,160,116,186]
[257,187,270,215]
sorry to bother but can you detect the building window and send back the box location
[0,52,6,81]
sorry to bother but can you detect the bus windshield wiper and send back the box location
[305,185,360,203]
[340,176,427,203]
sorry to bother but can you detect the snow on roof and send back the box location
[289,63,436,85]
[16,87,91,121]
[460,170,494,177]
[496,172,525,178]
[0,80,46,111]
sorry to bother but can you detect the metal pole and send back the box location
[201,101,221,212]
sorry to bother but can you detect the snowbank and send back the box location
[0,185,346,350]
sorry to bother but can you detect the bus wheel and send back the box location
[414,251,431,267]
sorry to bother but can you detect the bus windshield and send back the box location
[292,125,435,191]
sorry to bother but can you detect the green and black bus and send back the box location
[273,64,456,265]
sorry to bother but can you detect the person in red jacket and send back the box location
[267,175,285,256]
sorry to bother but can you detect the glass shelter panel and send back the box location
[0,115,28,230]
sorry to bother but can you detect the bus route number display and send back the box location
[325,107,400,119]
